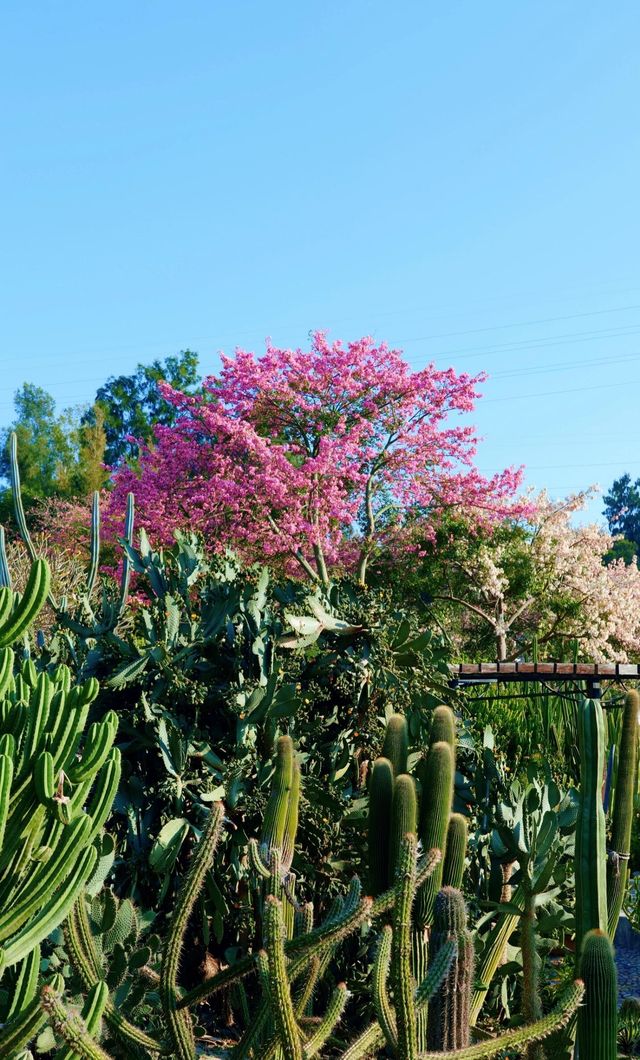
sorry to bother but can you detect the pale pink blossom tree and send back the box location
[435,489,640,661]
[107,333,523,586]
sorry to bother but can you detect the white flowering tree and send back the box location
[433,490,640,661]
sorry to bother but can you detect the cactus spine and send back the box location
[427,887,473,1050]
[577,929,617,1060]
[575,697,608,959]
[607,689,639,937]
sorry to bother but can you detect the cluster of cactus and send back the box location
[0,563,122,1055]
[364,699,631,1055]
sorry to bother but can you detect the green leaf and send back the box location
[149,818,190,874]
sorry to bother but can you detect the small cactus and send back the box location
[577,929,617,1060]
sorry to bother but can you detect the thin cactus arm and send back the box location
[56,979,110,1060]
[65,900,169,1055]
[178,889,373,1011]
[415,938,457,1008]
[0,972,64,1056]
[338,1021,386,1060]
[9,432,38,566]
[371,847,442,920]
[416,980,583,1060]
[248,837,272,879]
[160,801,224,1060]
[40,982,113,1060]
[86,490,101,597]
[303,982,349,1058]
[372,924,397,1051]
[117,492,135,615]
[0,525,11,588]
[8,432,59,609]
[264,895,303,1060]
[392,834,419,1060]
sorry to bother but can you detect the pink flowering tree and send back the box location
[432,489,640,661]
[107,333,522,586]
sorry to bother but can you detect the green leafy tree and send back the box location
[603,473,640,555]
[84,350,201,466]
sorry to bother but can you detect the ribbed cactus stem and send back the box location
[264,895,303,1060]
[0,526,10,589]
[262,736,295,861]
[40,982,111,1060]
[390,773,417,881]
[417,741,454,929]
[577,929,617,1060]
[282,756,301,873]
[442,813,468,890]
[520,886,542,1060]
[607,690,639,937]
[429,705,456,750]
[575,697,608,959]
[303,982,348,1058]
[392,833,418,1060]
[85,490,101,597]
[368,757,394,896]
[160,802,224,1060]
[427,887,473,1050]
[382,713,409,776]
[372,924,397,1051]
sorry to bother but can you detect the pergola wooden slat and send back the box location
[449,661,640,697]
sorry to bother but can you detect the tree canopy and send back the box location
[603,473,640,559]
[107,332,523,585]
[84,350,201,466]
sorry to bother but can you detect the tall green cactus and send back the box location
[368,756,394,896]
[577,929,617,1060]
[607,689,639,937]
[427,887,473,1050]
[389,773,417,882]
[382,713,409,776]
[441,813,468,890]
[416,740,455,929]
[575,696,608,959]
[429,705,456,750]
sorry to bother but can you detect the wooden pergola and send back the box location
[449,661,640,699]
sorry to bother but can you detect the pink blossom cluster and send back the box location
[106,332,523,583]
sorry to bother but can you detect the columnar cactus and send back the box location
[382,713,409,776]
[427,887,474,1050]
[429,705,456,750]
[575,697,608,959]
[389,773,417,882]
[607,689,639,937]
[442,813,468,890]
[416,740,455,930]
[368,756,394,896]
[577,929,617,1060]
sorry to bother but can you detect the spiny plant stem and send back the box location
[160,801,224,1060]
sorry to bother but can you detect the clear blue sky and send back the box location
[2,2,639,523]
